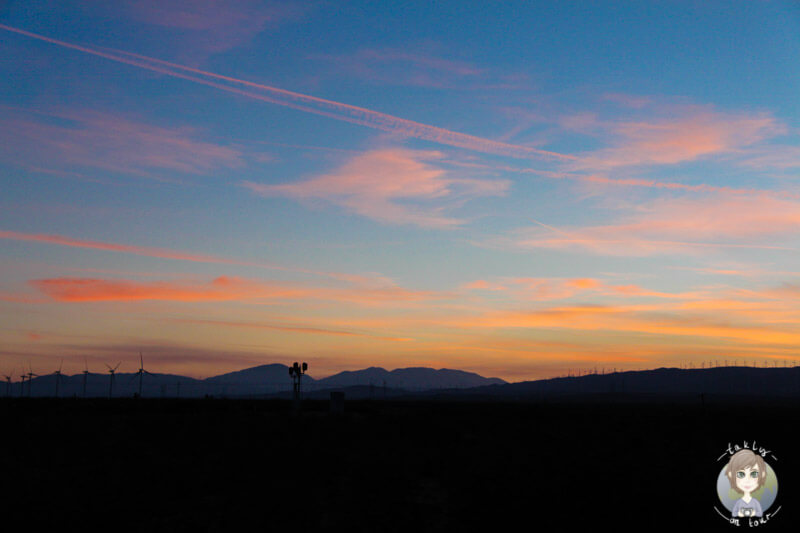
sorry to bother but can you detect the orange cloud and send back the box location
[29,275,441,306]
[458,304,800,346]
[244,148,509,228]
[30,276,304,302]
[463,276,690,300]
[170,318,412,342]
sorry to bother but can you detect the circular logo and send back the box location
[717,449,779,519]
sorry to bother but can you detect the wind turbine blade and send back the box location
[113,362,121,371]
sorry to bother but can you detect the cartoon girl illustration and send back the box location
[725,449,767,517]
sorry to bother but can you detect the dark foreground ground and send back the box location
[2,395,797,531]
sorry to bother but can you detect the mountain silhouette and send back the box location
[10,364,799,399]
[204,363,312,395]
[315,366,506,390]
[444,366,800,400]
[4,363,503,398]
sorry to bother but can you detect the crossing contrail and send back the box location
[0,23,575,162]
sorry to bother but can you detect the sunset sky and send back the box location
[2,1,800,381]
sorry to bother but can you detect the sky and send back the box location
[1,1,800,381]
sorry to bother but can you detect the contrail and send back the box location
[0,24,575,162]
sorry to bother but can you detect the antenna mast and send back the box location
[288,361,308,409]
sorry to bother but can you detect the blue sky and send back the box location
[2,1,800,380]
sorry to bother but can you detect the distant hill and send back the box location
[5,363,503,398]
[12,364,798,400]
[444,366,800,399]
[12,372,204,399]
[205,363,311,395]
[315,366,506,390]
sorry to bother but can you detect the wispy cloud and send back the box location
[169,318,412,342]
[512,195,800,256]
[738,144,800,170]
[118,0,305,54]
[244,148,509,228]
[311,46,494,89]
[0,108,243,179]
[601,93,652,109]
[458,304,800,347]
[0,229,402,283]
[0,24,574,161]
[0,229,284,269]
[463,277,693,300]
[571,109,783,169]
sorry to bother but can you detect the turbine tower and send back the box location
[2,370,12,397]
[26,363,38,398]
[82,358,90,398]
[52,359,64,398]
[132,352,152,398]
[105,362,121,398]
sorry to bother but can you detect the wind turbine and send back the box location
[82,358,90,398]
[26,363,38,397]
[131,352,153,398]
[105,362,121,398]
[19,373,26,398]
[2,369,12,397]
[52,359,64,398]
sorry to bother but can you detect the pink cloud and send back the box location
[0,229,277,269]
[311,47,487,89]
[243,148,509,228]
[601,93,652,109]
[123,0,304,53]
[0,108,243,178]
[738,145,800,170]
[571,110,784,169]
[515,195,800,255]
